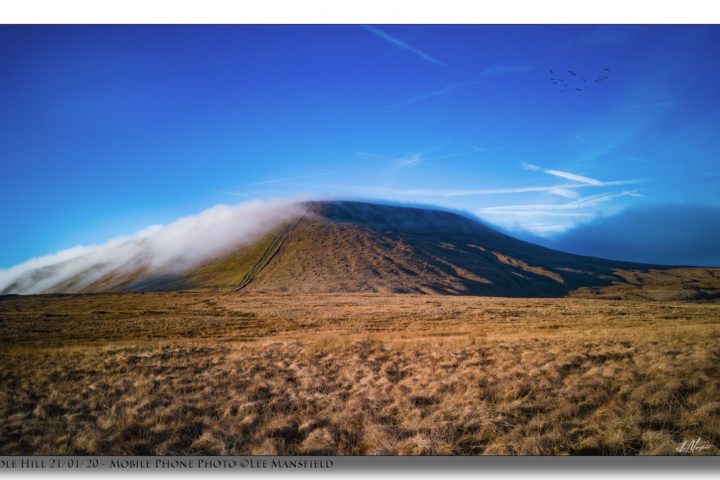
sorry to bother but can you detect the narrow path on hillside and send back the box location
[234,210,308,291]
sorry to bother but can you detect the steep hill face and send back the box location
[7,201,720,298]
[181,201,624,296]
[169,200,695,298]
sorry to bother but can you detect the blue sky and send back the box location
[1,25,719,267]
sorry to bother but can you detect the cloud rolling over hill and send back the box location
[0,199,304,294]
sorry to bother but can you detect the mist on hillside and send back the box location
[4,197,720,296]
[0,199,305,294]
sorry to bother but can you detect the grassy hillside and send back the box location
[16,201,720,299]
[1,292,718,455]
[179,201,720,299]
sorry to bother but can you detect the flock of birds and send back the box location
[548,67,611,93]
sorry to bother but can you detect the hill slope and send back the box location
[183,201,621,296]
[6,201,720,298]
[135,201,720,299]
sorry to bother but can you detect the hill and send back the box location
[130,201,720,299]
[4,201,720,299]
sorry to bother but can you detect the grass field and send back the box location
[1,292,719,455]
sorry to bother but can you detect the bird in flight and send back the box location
[548,67,611,93]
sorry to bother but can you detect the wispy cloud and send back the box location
[479,191,641,216]
[0,199,306,294]
[571,134,660,167]
[387,64,531,109]
[475,191,642,235]
[355,151,423,170]
[362,25,447,67]
[513,223,572,235]
[543,169,604,186]
[396,185,582,198]
[395,153,422,169]
[307,182,633,199]
[305,159,642,203]
[571,134,604,151]
[294,160,643,238]
[522,162,605,186]
[470,163,647,236]
[547,188,581,199]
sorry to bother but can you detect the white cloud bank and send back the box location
[0,199,306,295]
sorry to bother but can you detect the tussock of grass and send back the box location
[0,293,719,455]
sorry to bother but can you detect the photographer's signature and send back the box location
[676,437,713,454]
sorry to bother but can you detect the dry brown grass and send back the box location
[1,292,719,455]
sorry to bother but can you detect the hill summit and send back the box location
[182,201,629,297]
